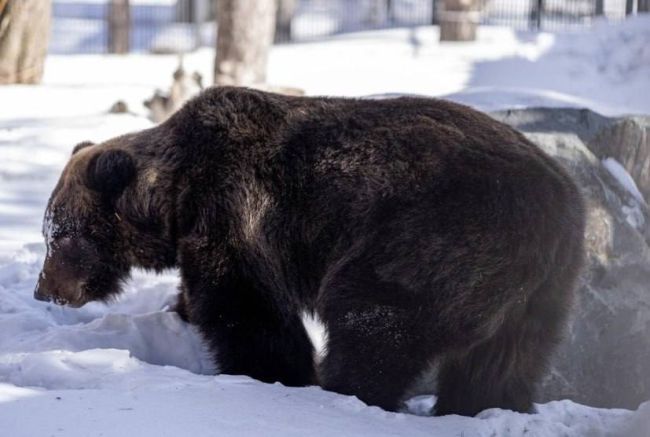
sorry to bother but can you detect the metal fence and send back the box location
[50,0,645,54]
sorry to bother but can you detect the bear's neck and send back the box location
[118,127,181,272]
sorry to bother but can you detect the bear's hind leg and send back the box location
[318,265,435,412]
[434,273,574,416]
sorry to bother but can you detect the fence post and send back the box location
[192,0,200,50]
[275,0,296,43]
[386,0,395,23]
[431,0,439,25]
[529,0,543,30]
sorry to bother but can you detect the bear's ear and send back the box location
[86,149,136,197]
[72,141,95,155]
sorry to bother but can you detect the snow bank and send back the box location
[446,16,650,115]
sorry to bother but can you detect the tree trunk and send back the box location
[366,0,384,25]
[108,0,130,54]
[274,0,295,43]
[214,0,277,86]
[528,0,543,30]
[639,0,650,12]
[0,0,51,84]
[431,0,439,25]
[439,0,479,42]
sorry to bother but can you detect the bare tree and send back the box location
[214,0,277,86]
[439,0,479,42]
[594,0,604,16]
[108,0,130,54]
[366,0,384,25]
[0,0,51,84]
[528,0,543,30]
[431,0,439,25]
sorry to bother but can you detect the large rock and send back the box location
[490,108,650,409]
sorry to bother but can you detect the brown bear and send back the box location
[34,87,585,416]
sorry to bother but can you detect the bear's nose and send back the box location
[33,281,52,302]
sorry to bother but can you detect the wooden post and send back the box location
[439,0,479,42]
[108,0,130,54]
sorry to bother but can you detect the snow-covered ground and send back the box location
[1,17,650,436]
[29,15,650,122]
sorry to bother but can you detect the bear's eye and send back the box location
[54,238,83,258]
[53,237,95,266]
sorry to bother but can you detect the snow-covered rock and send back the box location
[492,107,650,410]
[591,117,650,203]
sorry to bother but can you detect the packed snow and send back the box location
[602,157,646,206]
[1,16,650,437]
[602,157,647,230]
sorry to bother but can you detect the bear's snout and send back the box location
[33,283,52,303]
[34,270,87,307]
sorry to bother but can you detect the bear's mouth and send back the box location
[34,291,87,308]
[55,295,87,308]
[33,279,90,308]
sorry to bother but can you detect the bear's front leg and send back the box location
[180,261,316,387]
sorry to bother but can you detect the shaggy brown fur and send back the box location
[35,87,585,416]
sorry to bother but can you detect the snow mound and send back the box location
[447,16,650,116]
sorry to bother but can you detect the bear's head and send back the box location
[34,138,177,307]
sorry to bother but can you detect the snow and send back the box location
[602,157,647,230]
[41,16,650,116]
[1,362,637,437]
[1,16,650,437]
[602,158,646,206]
